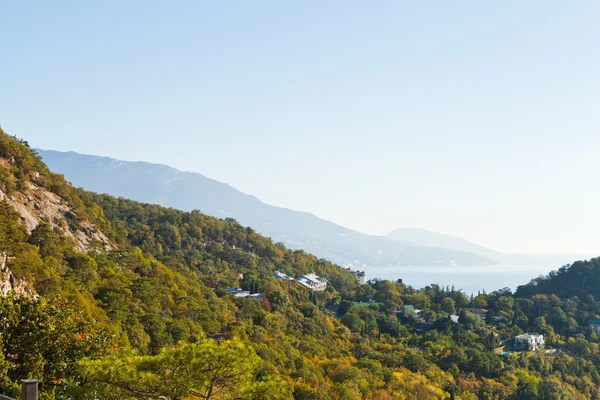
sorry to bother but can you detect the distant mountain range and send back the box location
[387,227,498,258]
[387,227,588,267]
[37,149,493,267]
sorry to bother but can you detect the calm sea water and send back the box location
[363,264,564,295]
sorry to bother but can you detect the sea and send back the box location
[363,263,569,295]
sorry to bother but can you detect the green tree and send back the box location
[79,337,291,399]
[440,297,456,315]
[0,295,114,399]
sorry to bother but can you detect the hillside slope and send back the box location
[1,129,600,399]
[0,128,360,398]
[38,149,492,266]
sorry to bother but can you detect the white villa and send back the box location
[514,333,545,351]
[274,271,327,291]
[225,288,250,297]
[296,273,328,291]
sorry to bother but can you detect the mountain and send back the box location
[0,128,360,397]
[387,227,588,266]
[3,129,600,399]
[37,149,493,267]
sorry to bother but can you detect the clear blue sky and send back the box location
[2,1,599,254]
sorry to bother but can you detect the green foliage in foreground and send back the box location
[76,338,290,400]
[0,296,114,399]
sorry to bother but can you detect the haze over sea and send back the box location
[365,262,571,296]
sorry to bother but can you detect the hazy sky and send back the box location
[2,1,599,254]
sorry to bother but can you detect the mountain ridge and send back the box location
[37,149,493,267]
[386,226,590,266]
[1,129,599,399]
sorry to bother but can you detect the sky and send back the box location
[1,1,600,254]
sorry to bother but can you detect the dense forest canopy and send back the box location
[0,128,599,399]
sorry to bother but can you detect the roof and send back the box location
[297,273,327,289]
[300,273,326,283]
[589,319,600,325]
[274,271,293,280]
[515,333,543,340]
[225,288,251,297]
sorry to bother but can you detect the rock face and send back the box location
[0,253,30,297]
[0,181,113,253]
[0,153,114,298]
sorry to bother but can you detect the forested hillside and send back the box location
[1,129,600,399]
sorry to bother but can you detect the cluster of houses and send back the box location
[225,271,328,302]
[274,271,328,291]
[227,270,600,357]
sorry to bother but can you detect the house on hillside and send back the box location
[297,273,327,291]
[394,305,426,323]
[225,288,251,298]
[353,270,367,284]
[344,268,367,284]
[274,271,293,281]
[589,319,600,334]
[248,293,265,301]
[225,288,264,300]
[402,305,422,314]
[514,333,545,351]
[457,308,488,320]
[273,271,327,291]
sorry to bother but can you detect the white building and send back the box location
[353,270,366,284]
[297,273,327,291]
[248,293,265,301]
[225,288,250,297]
[344,268,366,284]
[514,333,545,351]
[225,288,264,301]
[226,288,251,298]
[274,271,294,281]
